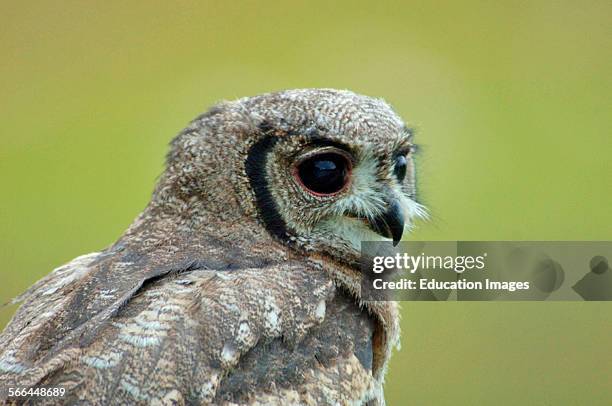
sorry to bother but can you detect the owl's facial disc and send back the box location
[289,142,422,248]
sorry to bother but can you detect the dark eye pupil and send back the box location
[297,153,349,195]
[394,155,407,181]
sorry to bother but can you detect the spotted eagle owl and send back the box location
[0,89,425,405]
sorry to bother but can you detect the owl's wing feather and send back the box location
[0,246,382,405]
[0,251,103,354]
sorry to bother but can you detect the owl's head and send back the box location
[158,89,426,265]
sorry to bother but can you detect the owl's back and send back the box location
[0,238,383,405]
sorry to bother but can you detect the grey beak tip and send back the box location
[367,198,405,245]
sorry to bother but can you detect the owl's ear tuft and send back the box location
[194,104,225,121]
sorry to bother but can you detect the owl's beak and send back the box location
[367,198,405,246]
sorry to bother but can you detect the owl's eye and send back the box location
[295,152,351,196]
[394,155,407,182]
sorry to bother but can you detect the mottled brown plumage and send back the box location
[0,89,424,405]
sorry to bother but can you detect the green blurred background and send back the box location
[1,1,610,404]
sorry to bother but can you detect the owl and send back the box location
[0,89,426,405]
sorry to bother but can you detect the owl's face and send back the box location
[239,90,427,257]
[262,126,425,254]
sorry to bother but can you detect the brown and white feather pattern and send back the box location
[0,89,422,405]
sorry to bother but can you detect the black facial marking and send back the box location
[394,155,407,182]
[245,131,290,242]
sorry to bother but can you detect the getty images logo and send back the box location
[372,252,488,274]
